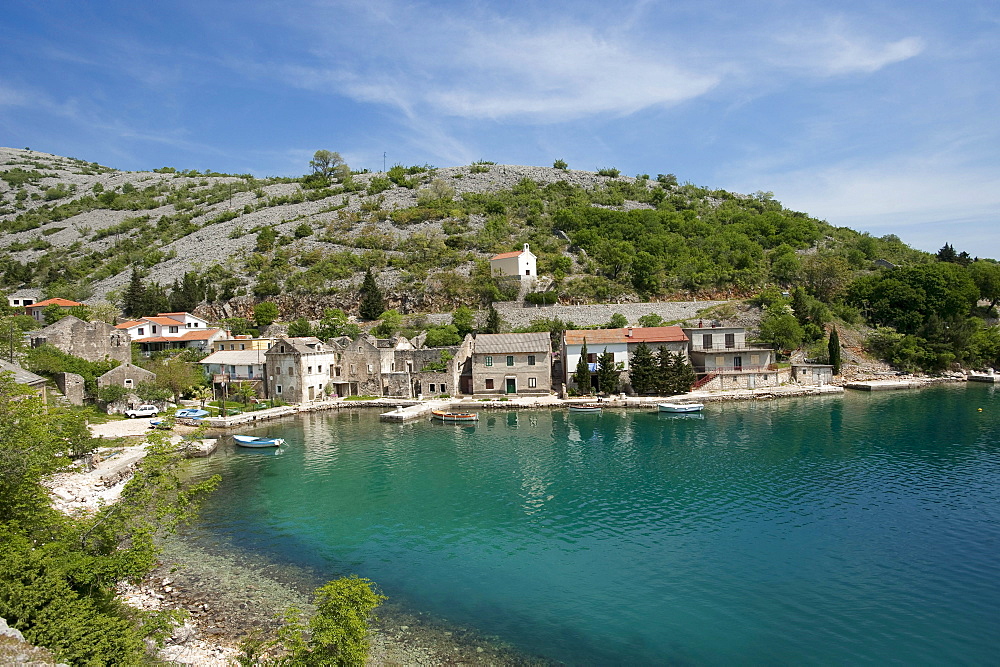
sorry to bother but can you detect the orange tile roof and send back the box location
[564,326,688,345]
[133,329,222,343]
[26,297,83,309]
[115,320,144,329]
[157,312,188,317]
[144,316,183,325]
[490,250,523,260]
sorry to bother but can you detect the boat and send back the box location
[431,410,479,422]
[658,402,705,413]
[233,434,285,448]
[176,408,210,419]
[568,403,603,413]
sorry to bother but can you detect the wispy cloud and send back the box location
[773,18,925,76]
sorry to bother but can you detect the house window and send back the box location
[506,355,514,366]
[358,347,363,353]
[441,383,446,392]
[151,326,157,334]
[276,385,282,394]
[240,344,245,350]
[350,364,356,374]
[429,384,436,393]
[485,356,493,367]
[485,378,494,389]
[124,378,133,387]
[703,334,713,349]
[169,326,179,334]
[275,367,280,375]
[288,367,293,375]
[335,367,341,377]
[391,363,395,372]
[230,344,235,350]
[367,364,373,374]
[318,365,323,373]
[308,366,313,374]
[751,355,760,365]
[280,345,285,353]
[528,355,536,365]
[528,377,537,388]
[725,333,735,349]
[137,328,145,335]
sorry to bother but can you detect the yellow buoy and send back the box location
[978,408,983,412]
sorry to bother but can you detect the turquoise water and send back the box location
[188,384,1000,665]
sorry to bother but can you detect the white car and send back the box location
[124,404,159,418]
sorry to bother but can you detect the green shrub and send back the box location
[597,167,620,178]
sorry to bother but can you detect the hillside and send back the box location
[0,147,933,320]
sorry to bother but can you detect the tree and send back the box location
[573,339,591,393]
[0,315,34,363]
[759,311,805,352]
[254,301,279,328]
[272,576,386,666]
[628,342,657,394]
[607,313,628,329]
[121,267,146,317]
[596,347,622,394]
[0,372,219,664]
[424,324,461,347]
[150,355,203,400]
[288,318,312,337]
[372,310,401,338]
[309,150,345,179]
[358,269,384,321]
[452,305,474,337]
[637,313,665,328]
[168,271,203,313]
[553,159,568,170]
[970,261,1000,310]
[667,352,697,394]
[483,303,504,334]
[256,226,276,253]
[828,327,842,375]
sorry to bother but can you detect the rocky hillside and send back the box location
[0,147,930,320]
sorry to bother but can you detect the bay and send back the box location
[185,383,1000,665]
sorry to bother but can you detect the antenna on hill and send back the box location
[383,152,386,173]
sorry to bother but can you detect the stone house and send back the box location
[791,364,834,386]
[332,336,384,397]
[0,359,47,399]
[389,335,473,398]
[682,326,778,390]
[25,298,84,324]
[96,363,155,393]
[562,326,689,392]
[264,337,339,403]
[490,244,537,279]
[30,315,131,364]
[470,332,551,396]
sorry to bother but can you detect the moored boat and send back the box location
[568,403,602,413]
[431,410,479,422]
[176,408,210,419]
[233,434,285,448]
[658,402,704,413]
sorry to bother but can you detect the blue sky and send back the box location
[2,0,998,258]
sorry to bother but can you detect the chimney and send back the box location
[627,326,633,337]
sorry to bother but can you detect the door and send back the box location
[733,356,743,371]
[506,378,517,394]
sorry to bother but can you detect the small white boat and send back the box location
[432,410,479,422]
[658,402,704,413]
[233,434,285,448]
[176,408,209,419]
[568,403,602,413]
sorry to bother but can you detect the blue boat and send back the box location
[176,408,210,419]
[233,434,285,448]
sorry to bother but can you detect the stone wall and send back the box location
[31,316,131,364]
[54,372,85,405]
[494,301,728,330]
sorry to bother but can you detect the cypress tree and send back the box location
[122,267,145,317]
[358,269,384,320]
[484,303,503,334]
[669,352,697,394]
[596,347,621,395]
[573,339,591,393]
[655,346,673,395]
[828,327,842,375]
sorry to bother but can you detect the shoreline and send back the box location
[66,373,970,664]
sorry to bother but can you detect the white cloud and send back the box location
[773,19,924,76]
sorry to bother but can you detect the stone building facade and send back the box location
[31,316,131,364]
[96,363,156,392]
[265,337,339,403]
[470,332,552,396]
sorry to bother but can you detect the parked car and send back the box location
[124,404,159,418]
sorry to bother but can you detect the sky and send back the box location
[2,0,998,258]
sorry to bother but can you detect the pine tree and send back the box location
[596,347,622,395]
[628,342,656,394]
[655,346,673,395]
[122,267,145,317]
[358,269,384,320]
[668,352,697,394]
[573,339,591,393]
[828,326,842,375]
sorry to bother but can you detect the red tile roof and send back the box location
[564,326,688,345]
[490,250,523,260]
[133,329,223,343]
[115,320,144,329]
[26,298,83,309]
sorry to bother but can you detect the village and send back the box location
[2,244,847,429]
